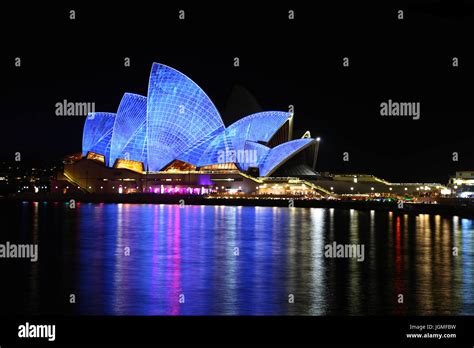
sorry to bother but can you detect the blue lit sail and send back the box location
[119,121,148,166]
[109,93,147,167]
[80,63,315,177]
[240,141,270,171]
[146,63,225,171]
[259,138,315,176]
[191,111,290,168]
[227,111,291,147]
[196,129,236,167]
[90,128,114,166]
[176,127,223,166]
[82,112,116,164]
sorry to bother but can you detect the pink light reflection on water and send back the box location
[166,205,182,315]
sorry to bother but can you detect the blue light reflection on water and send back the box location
[460,218,474,314]
[15,202,473,316]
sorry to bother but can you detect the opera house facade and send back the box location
[58,63,320,195]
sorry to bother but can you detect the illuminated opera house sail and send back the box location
[59,63,320,195]
[81,63,317,177]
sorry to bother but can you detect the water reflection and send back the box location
[460,219,474,314]
[7,203,474,315]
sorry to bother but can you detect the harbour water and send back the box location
[1,202,473,315]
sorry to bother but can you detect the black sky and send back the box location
[1,1,474,183]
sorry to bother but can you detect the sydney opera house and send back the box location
[57,63,322,196]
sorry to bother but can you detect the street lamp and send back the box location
[313,137,321,171]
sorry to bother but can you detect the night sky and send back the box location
[1,1,473,183]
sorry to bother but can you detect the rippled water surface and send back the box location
[1,202,473,315]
